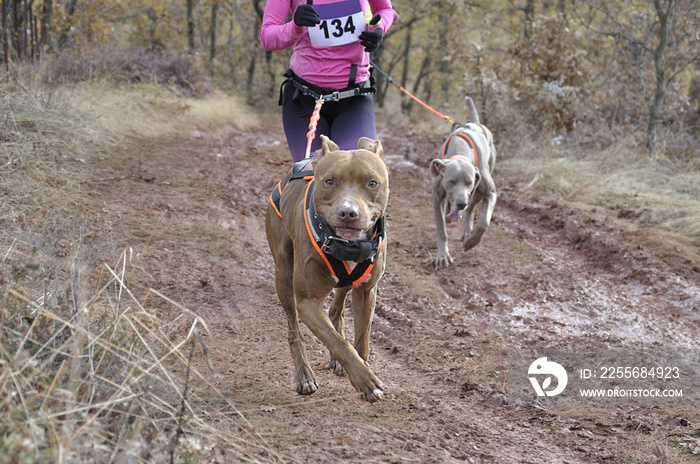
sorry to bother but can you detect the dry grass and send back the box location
[1,246,284,463]
[497,128,700,247]
[0,71,279,463]
[70,82,257,139]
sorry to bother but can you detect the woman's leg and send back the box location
[328,95,376,151]
[281,84,330,162]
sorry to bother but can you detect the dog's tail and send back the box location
[466,97,480,125]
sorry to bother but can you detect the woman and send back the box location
[260,0,394,162]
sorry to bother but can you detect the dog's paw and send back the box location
[462,234,482,251]
[350,371,384,402]
[435,252,454,269]
[361,388,384,403]
[296,379,319,395]
[330,358,346,376]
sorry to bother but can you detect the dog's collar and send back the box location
[304,181,385,288]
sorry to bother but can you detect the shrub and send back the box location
[41,47,214,97]
[507,16,593,133]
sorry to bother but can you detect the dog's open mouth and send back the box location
[446,203,464,223]
[334,227,366,241]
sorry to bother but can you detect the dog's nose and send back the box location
[337,204,359,221]
[456,201,468,211]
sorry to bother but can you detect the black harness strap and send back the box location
[269,159,314,218]
[347,64,358,87]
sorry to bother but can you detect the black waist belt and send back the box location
[279,68,375,108]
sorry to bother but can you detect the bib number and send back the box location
[308,0,365,47]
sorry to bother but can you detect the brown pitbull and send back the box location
[265,135,389,402]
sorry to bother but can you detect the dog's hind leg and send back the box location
[328,287,351,376]
[275,250,318,395]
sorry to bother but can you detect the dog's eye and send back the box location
[367,179,379,189]
[324,178,334,186]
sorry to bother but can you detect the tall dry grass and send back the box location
[0,68,276,463]
[496,124,700,248]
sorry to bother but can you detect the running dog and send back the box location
[266,135,389,402]
[430,97,497,269]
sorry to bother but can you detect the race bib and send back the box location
[307,0,366,47]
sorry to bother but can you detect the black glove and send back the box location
[359,15,383,53]
[294,0,320,27]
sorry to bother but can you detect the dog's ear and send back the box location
[430,159,447,178]
[473,170,482,191]
[320,134,339,154]
[357,137,384,160]
[313,135,339,166]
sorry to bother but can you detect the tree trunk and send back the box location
[646,0,671,152]
[41,0,52,50]
[246,58,256,104]
[1,0,7,68]
[400,22,412,114]
[13,0,20,58]
[522,0,534,39]
[209,0,218,62]
[412,55,432,102]
[438,10,450,104]
[57,0,76,48]
[187,0,195,53]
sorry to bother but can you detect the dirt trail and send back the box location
[98,117,700,463]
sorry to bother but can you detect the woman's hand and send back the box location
[294,0,321,27]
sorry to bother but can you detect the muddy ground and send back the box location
[97,115,700,463]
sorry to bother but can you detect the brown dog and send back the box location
[266,135,389,402]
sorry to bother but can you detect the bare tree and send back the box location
[209,0,219,62]
[57,0,77,48]
[187,0,195,53]
[575,0,700,151]
[41,0,52,50]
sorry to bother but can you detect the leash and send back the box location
[305,96,325,159]
[371,61,456,126]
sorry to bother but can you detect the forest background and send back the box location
[3,0,699,152]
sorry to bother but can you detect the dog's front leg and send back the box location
[274,270,319,396]
[463,185,497,251]
[461,190,481,245]
[296,296,384,402]
[328,287,351,376]
[351,285,377,362]
[433,189,454,269]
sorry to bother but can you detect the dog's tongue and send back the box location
[446,210,461,223]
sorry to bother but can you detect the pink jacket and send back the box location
[260,0,394,89]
